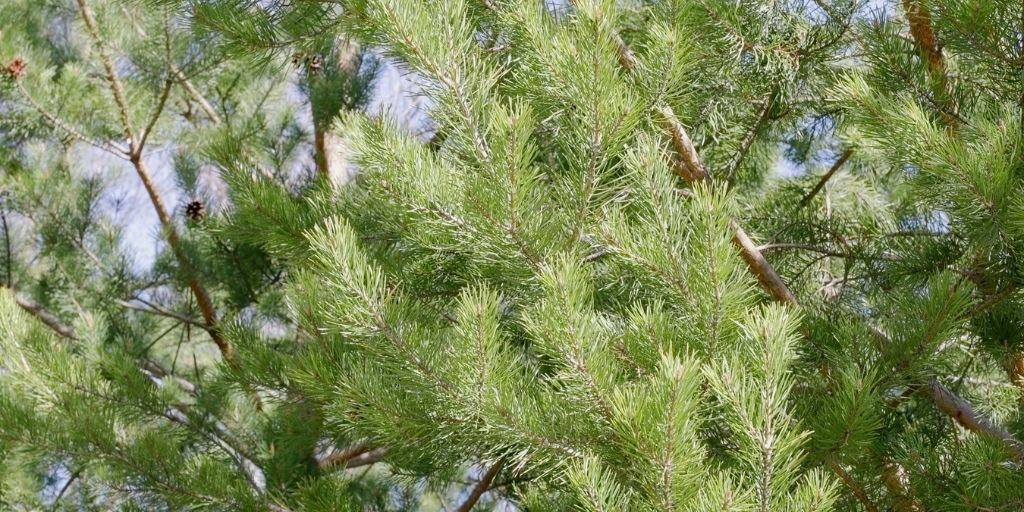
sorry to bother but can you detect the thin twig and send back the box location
[14,81,129,157]
[455,459,505,512]
[136,78,173,156]
[799,149,853,207]
[725,93,775,184]
[828,460,879,512]
[116,299,210,331]
[7,290,77,340]
[51,468,81,509]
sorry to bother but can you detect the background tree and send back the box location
[3,0,1024,511]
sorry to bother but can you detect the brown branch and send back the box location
[1010,356,1024,395]
[345,448,387,468]
[73,0,233,361]
[731,222,799,305]
[312,38,361,187]
[137,78,173,155]
[117,299,210,331]
[799,149,853,207]
[611,32,638,72]
[881,462,923,512]
[52,468,82,507]
[828,460,879,512]
[927,378,1024,461]
[14,81,129,157]
[6,289,77,340]
[657,106,709,184]
[455,459,505,512]
[317,441,388,471]
[655,107,801,305]
[73,0,136,148]
[173,67,223,125]
[900,0,958,127]
[901,0,946,76]
[317,441,370,470]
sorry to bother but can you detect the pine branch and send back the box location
[827,460,879,512]
[881,462,923,512]
[117,299,210,331]
[73,0,233,362]
[5,289,77,341]
[13,81,129,158]
[455,459,505,512]
[799,149,854,207]
[900,0,959,127]
[656,82,1023,507]
[926,379,1024,461]
[73,0,136,148]
[141,369,267,493]
[658,98,1024,466]
[656,105,799,305]
[51,468,80,509]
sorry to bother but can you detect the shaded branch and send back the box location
[799,149,853,207]
[881,462,923,512]
[317,441,387,471]
[317,441,369,470]
[828,460,879,512]
[117,299,210,331]
[455,459,505,512]
[51,468,81,508]
[345,448,387,468]
[725,93,775,184]
[6,289,77,340]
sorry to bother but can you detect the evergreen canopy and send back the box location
[1,0,1024,510]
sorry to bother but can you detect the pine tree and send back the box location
[3,0,1024,511]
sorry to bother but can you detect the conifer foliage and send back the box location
[2,0,1024,510]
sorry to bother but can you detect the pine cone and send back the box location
[185,200,204,221]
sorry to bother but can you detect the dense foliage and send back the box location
[2,0,1024,510]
